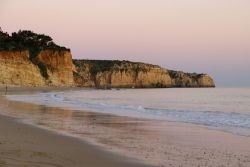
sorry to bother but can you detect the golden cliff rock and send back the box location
[73,60,215,88]
[32,50,74,86]
[0,51,45,87]
[0,51,215,88]
[0,50,74,87]
[0,30,215,88]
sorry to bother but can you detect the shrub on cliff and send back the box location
[0,30,16,50]
[0,29,70,59]
[73,59,151,76]
[74,60,129,76]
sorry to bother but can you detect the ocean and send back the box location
[6,88,250,136]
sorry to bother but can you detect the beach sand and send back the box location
[0,112,152,167]
[0,88,152,167]
[1,88,250,167]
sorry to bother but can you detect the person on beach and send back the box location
[5,85,8,95]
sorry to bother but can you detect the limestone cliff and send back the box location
[0,51,45,87]
[32,50,74,86]
[0,51,215,88]
[0,29,215,88]
[168,70,215,87]
[0,50,74,87]
[73,60,215,88]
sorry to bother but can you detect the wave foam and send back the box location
[6,91,250,136]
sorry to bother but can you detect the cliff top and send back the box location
[73,59,160,75]
[0,29,70,59]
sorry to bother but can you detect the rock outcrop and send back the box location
[168,70,215,87]
[73,60,215,88]
[0,29,215,88]
[33,50,74,86]
[0,50,74,87]
[0,51,215,88]
[73,61,172,88]
[0,51,45,87]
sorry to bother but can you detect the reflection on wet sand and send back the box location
[2,96,250,167]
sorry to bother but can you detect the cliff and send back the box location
[0,51,45,87]
[32,50,74,86]
[0,51,215,88]
[0,50,74,87]
[0,29,215,88]
[0,29,74,87]
[73,60,215,88]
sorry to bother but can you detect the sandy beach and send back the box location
[1,0,249,166]
[0,88,153,167]
[0,115,156,167]
[1,88,250,167]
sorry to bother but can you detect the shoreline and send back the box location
[0,105,153,167]
[0,88,153,167]
[1,88,250,167]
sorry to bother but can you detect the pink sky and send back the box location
[1,0,250,86]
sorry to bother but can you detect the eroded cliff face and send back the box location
[0,29,215,88]
[0,51,215,88]
[94,63,172,88]
[0,50,74,87]
[169,71,215,87]
[73,60,215,88]
[0,51,45,87]
[32,50,74,86]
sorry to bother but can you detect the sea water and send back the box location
[6,88,250,136]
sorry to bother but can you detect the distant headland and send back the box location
[0,29,215,88]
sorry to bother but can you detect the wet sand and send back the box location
[1,88,250,167]
[0,88,152,167]
[0,112,152,167]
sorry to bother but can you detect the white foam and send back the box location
[6,88,250,136]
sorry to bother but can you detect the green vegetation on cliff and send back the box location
[0,28,215,88]
[168,70,203,80]
[0,28,70,59]
[0,28,70,79]
[73,59,152,76]
[74,60,129,76]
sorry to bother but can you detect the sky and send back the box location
[1,0,250,87]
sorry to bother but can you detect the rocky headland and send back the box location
[73,60,215,88]
[0,30,215,88]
